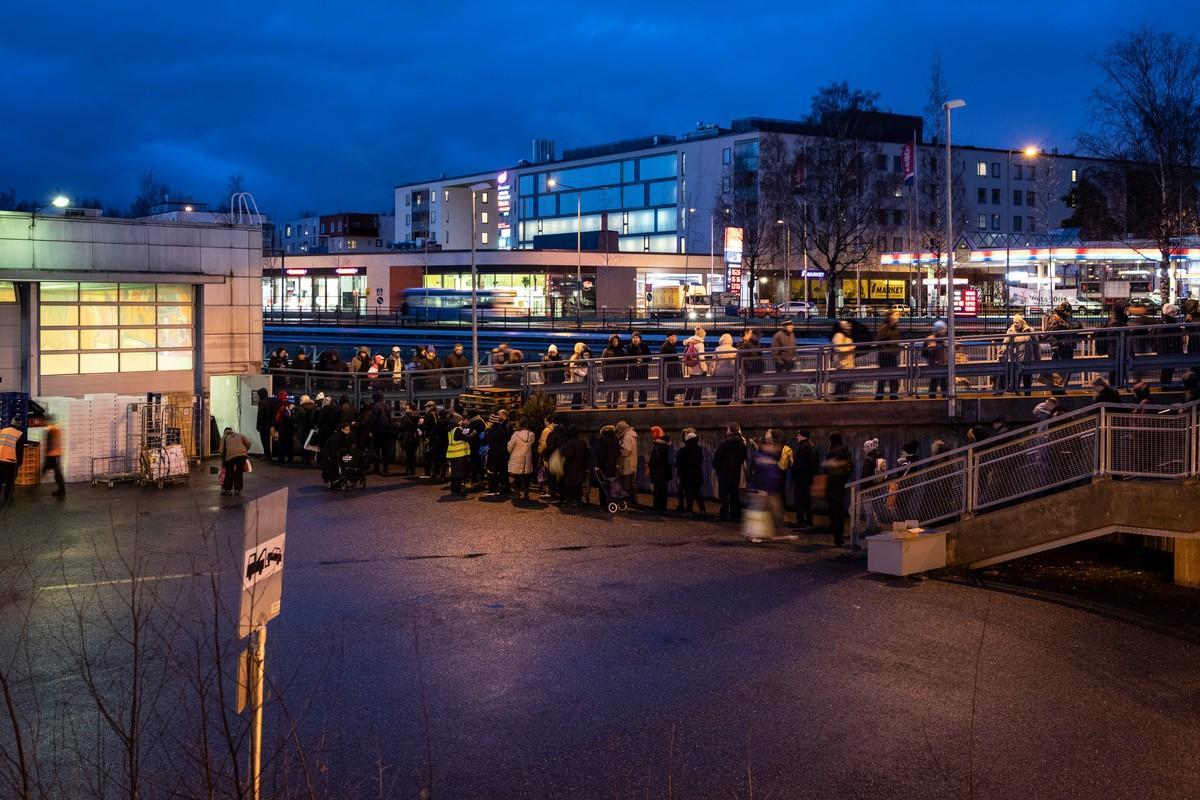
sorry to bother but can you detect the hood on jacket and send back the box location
[547,344,558,355]
[863,437,880,454]
[615,421,631,437]
[718,333,733,347]
[573,342,586,355]
[599,424,616,436]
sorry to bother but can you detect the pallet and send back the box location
[459,387,523,417]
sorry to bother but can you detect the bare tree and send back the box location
[802,83,889,316]
[923,52,950,144]
[127,172,170,219]
[1080,26,1200,300]
[716,135,787,307]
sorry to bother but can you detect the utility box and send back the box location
[867,530,947,576]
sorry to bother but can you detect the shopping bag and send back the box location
[742,491,776,541]
[245,459,253,473]
[217,466,226,485]
[303,429,321,453]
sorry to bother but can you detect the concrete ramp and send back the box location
[944,478,1200,582]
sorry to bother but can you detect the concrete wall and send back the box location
[0,300,20,391]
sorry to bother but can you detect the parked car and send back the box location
[777,300,818,318]
[739,301,778,318]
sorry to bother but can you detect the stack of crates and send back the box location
[38,397,94,483]
[15,442,40,486]
[0,392,28,428]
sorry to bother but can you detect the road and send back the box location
[2,465,1198,798]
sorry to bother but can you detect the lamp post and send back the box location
[776,219,791,306]
[1005,146,1039,311]
[469,180,492,386]
[547,178,583,317]
[944,98,966,418]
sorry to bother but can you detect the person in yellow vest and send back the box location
[0,416,27,505]
[41,413,65,497]
[445,414,470,497]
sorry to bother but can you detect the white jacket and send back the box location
[507,429,536,475]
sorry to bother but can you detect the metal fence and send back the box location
[268,322,1200,410]
[848,399,1200,544]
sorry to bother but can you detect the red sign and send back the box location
[792,153,807,191]
[901,142,915,186]
[954,287,979,317]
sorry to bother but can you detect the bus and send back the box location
[401,288,522,321]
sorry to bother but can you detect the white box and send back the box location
[867,531,947,576]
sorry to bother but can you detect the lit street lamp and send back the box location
[469,180,492,386]
[546,178,583,317]
[50,195,69,208]
[944,98,966,418]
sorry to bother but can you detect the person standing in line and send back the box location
[1157,304,1184,387]
[507,421,537,502]
[822,432,853,546]
[675,428,706,517]
[831,320,855,400]
[873,310,902,400]
[219,426,252,496]
[386,346,406,388]
[568,342,590,409]
[682,328,707,406]
[484,410,512,496]
[615,420,639,507]
[272,390,295,465]
[396,401,421,476]
[0,416,27,505]
[254,387,275,460]
[771,319,797,401]
[538,415,564,501]
[445,414,470,496]
[369,392,392,475]
[557,425,590,508]
[780,429,818,529]
[41,413,65,497]
[444,343,470,391]
[627,332,652,408]
[713,333,738,404]
[648,426,673,511]
[660,332,680,406]
[739,329,764,401]
[712,422,748,522]
[601,334,628,409]
[541,345,565,403]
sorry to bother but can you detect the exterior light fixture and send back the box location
[51,195,70,208]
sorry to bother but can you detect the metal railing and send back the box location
[266,322,1200,410]
[848,399,1200,544]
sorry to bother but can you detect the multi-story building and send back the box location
[275,212,396,254]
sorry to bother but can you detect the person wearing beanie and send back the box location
[781,429,819,529]
[822,432,853,545]
[675,427,706,516]
[542,343,565,395]
[627,331,652,407]
[568,342,590,409]
[648,426,673,510]
[923,320,948,399]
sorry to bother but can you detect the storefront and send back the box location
[262,266,367,312]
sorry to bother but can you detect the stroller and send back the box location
[592,467,630,514]
[329,447,369,491]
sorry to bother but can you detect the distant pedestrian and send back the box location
[219,426,252,496]
[682,329,707,406]
[675,428,706,517]
[713,333,738,404]
[255,387,275,459]
[923,320,948,398]
[484,410,511,495]
[446,415,470,496]
[615,420,639,506]
[444,343,470,390]
[771,319,797,400]
[627,332,651,407]
[660,333,681,406]
[40,413,65,497]
[739,329,764,400]
[568,342,590,409]
[873,310,902,400]
[541,344,565,398]
[602,334,628,408]
[712,422,748,522]
[781,429,818,528]
[0,416,27,505]
[558,426,590,507]
[648,426,673,510]
[831,320,855,400]
[822,432,853,546]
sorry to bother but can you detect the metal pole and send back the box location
[576,192,582,318]
[802,197,809,308]
[1005,150,1011,312]
[785,227,791,304]
[249,624,266,800]
[945,102,960,417]
[471,190,479,386]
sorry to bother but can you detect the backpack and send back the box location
[682,340,700,369]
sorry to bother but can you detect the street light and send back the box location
[50,195,70,208]
[776,218,791,307]
[1005,145,1039,310]
[944,98,966,418]
[546,177,583,317]
[469,180,492,386]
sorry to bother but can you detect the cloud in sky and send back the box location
[3,0,1198,217]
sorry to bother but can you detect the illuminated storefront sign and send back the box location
[496,170,513,248]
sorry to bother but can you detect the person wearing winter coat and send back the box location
[507,424,537,500]
[219,427,252,496]
[831,320,855,399]
[484,411,512,495]
[712,423,749,522]
[627,332,652,407]
[771,320,797,400]
[568,342,590,409]
[595,425,620,478]
[615,420,639,506]
[295,394,318,465]
[538,417,565,500]
[647,426,673,510]
[446,415,471,496]
[660,332,681,406]
[713,333,738,404]
[872,311,902,400]
[349,346,372,374]
[996,315,1036,395]
[601,334,628,408]
[395,402,421,476]
[557,426,590,507]
[860,437,889,532]
[822,433,853,545]
[443,343,470,390]
[780,430,818,528]
[541,345,566,397]
[682,329,707,406]
[1157,304,1185,387]
[674,428,706,516]
[255,387,275,460]
[272,390,295,464]
[739,329,764,400]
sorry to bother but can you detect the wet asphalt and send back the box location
[1,463,1198,799]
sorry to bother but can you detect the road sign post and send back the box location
[238,488,288,800]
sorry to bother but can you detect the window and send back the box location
[681,152,687,175]
[1013,164,1023,180]
[647,180,677,206]
[1028,166,1036,180]
[991,214,1000,230]
[721,176,731,193]
[1070,168,1078,183]
[480,211,488,224]
[892,210,904,225]
[876,154,887,171]
[893,155,903,172]
[1026,191,1036,207]
[430,211,436,223]
[375,239,382,247]
[285,225,292,237]
[1013,190,1023,206]
[405,214,410,225]
[656,208,676,232]
[991,188,1000,205]
[976,161,988,176]
[722,147,731,165]
[622,185,644,208]
[1027,216,1036,232]
[480,231,489,244]
[977,214,987,230]
[405,195,410,206]
[977,187,988,203]
[480,192,489,204]
[1013,216,1023,231]
[991,162,1000,178]
[893,236,903,250]
[639,154,678,180]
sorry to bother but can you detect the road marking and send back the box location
[38,572,212,592]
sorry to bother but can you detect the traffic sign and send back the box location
[238,488,287,639]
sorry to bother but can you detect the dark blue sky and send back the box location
[4,0,1197,217]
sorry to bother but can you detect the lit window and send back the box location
[444,189,450,202]
[0,282,14,303]
[481,192,489,204]
[976,161,987,177]
[41,354,78,375]
[157,351,193,371]
[80,354,119,374]
[481,211,489,224]
[40,330,78,351]
[120,328,156,349]
[120,352,157,372]
[991,214,1000,230]
[40,306,78,326]
[480,231,489,244]
[1071,169,1078,183]
[977,214,987,230]
[119,283,155,302]
[80,329,119,349]
[119,305,156,326]
[722,147,731,165]
[80,282,118,302]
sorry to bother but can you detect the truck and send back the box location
[648,285,713,321]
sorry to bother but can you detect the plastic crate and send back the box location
[15,443,40,486]
[0,392,29,428]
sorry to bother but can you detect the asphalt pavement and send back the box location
[1,465,1198,799]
